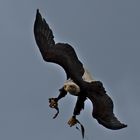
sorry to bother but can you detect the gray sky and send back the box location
[0,0,140,139]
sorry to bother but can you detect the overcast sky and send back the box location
[0,0,140,140]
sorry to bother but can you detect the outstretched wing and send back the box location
[34,9,84,79]
[33,9,127,130]
[87,81,127,130]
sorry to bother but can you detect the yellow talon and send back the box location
[49,98,58,108]
[68,116,78,127]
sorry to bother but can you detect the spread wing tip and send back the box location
[36,9,41,19]
[34,9,55,56]
[97,117,127,130]
[37,9,39,13]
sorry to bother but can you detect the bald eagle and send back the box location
[33,9,127,137]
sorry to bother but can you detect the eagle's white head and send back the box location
[63,68,95,96]
[64,80,80,96]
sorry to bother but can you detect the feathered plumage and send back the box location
[34,9,127,130]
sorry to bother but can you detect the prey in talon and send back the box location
[49,98,59,119]
[49,98,58,108]
[68,116,85,138]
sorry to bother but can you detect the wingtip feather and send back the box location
[97,117,127,130]
[36,9,39,14]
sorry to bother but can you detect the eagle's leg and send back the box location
[57,87,68,100]
[49,87,67,107]
[68,94,86,127]
[67,94,86,138]
[49,87,67,119]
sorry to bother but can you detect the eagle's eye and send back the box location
[70,85,75,89]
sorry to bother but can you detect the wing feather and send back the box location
[87,81,127,130]
[33,9,127,130]
[34,9,84,79]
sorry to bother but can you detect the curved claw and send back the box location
[68,116,78,127]
[68,116,85,138]
[49,98,59,119]
[49,98,58,108]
